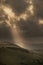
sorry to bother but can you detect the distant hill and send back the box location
[0,43,43,65]
[0,41,20,48]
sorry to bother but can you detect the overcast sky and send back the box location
[3,0,43,38]
[0,0,43,50]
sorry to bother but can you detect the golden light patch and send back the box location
[1,5,15,27]
[15,42,25,48]
[19,13,28,20]
[5,20,11,26]
[39,19,43,24]
[2,5,15,18]
[27,0,34,15]
[29,5,34,15]
[1,5,28,21]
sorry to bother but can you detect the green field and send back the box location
[0,47,43,65]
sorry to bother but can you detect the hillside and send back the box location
[0,46,43,65]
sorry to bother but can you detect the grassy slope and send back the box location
[0,47,43,65]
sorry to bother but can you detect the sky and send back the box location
[0,0,43,51]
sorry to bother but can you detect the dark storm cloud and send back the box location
[26,17,43,37]
[32,0,43,19]
[0,22,13,41]
[4,0,29,16]
[17,16,43,38]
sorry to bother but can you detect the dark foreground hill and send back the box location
[0,46,43,65]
